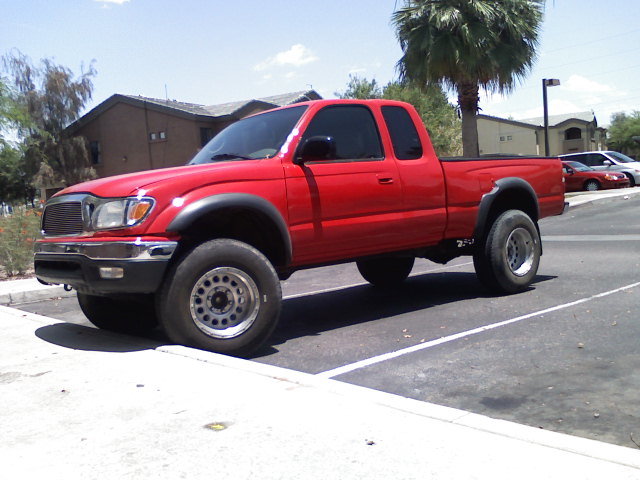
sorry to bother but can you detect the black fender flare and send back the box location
[167,193,292,265]
[474,177,540,243]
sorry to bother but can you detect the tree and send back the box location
[383,81,461,156]
[337,75,462,156]
[607,111,640,158]
[393,0,543,156]
[336,75,382,99]
[2,50,97,189]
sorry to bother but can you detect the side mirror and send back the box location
[603,159,613,166]
[294,136,336,165]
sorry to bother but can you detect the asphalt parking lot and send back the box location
[15,194,640,449]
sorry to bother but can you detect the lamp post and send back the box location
[542,78,560,156]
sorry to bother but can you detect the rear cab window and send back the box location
[381,105,423,160]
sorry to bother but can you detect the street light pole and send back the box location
[542,78,560,156]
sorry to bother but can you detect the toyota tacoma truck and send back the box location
[35,99,565,357]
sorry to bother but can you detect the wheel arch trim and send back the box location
[167,193,292,265]
[474,177,540,242]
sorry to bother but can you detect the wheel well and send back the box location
[173,208,289,269]
[475,187,539,243]
[485,189,538,228]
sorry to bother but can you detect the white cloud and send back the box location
[561,75,612,94]
[348,67,367,75]
[95,0,130,4]
[254,44,318,71]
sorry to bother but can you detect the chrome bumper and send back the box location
[35,241,178,261]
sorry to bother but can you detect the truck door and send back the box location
[284,104,405,265]
[379,105,447,245]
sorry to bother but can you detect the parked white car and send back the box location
[559,151,640,186]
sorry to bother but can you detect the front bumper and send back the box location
[34,240,177,295]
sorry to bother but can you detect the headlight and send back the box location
[604,174,617,180]
[92,197,154,230]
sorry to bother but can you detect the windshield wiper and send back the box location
[210,153,252,161]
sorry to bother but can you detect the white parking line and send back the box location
[283,261,473,300]
[542,235,640,242]
[316,281,640,379]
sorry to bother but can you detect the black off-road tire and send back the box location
[473,210,541,294]
[356,256,415,287]
[158,239,281,358]
[77,293,158,334]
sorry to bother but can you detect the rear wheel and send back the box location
[584,179,600,191]
[77,293,158,334]
[158,239,281,357]
[473,210,541,294]
[357,257,415,287]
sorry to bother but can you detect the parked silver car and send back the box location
[559,151,640,186]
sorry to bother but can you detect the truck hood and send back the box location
[55,163,254,198]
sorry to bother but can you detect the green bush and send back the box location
[0,209,42,277]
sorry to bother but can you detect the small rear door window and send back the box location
[381,106,423,160]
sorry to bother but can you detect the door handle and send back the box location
[377,175,394,184]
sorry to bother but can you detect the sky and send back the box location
[2,0,640,127]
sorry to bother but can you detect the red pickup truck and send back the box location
[35,99,565,356]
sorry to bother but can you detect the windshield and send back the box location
[189,105,307,165]
[565,161,592,172]
[606,151,637,164]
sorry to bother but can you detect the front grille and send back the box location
[43,201,84,236]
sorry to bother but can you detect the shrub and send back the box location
[0,208,42,277]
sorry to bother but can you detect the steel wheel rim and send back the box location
[586,181,598,191]
[190,267,260,339]
[505,228,535,277]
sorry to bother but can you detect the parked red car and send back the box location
[562,160,630,192]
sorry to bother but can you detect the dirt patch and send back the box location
[0,267,34,282]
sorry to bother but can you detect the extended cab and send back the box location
[35,99,565,356]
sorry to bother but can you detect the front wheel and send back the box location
[77,293,158,334]
[158,239,281,357]
[473,210,541,294]
[623,173,636,187]
[584,180,600,191]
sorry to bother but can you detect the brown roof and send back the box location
[67,89,322,132]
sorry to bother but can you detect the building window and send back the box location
[89,141,101,165]
[565,127,582,140]
[200,127,214,147]
[159,131,166,139]
[149,132,157,141]
[499,135,513,142]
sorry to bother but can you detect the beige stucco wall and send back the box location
[477,118,539,156]
[478,116,606,157]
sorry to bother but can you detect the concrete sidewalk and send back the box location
[1,305,640,479]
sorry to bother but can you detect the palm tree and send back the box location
[393,0,543,156]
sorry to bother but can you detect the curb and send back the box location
[0,281,73,306]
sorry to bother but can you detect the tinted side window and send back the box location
[567,154,586,165]
[585,153,606,166]
[301,105,383,160]
[381,106,423,160]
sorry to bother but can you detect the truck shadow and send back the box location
[257,271,555,357]
[34,323,165,353]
